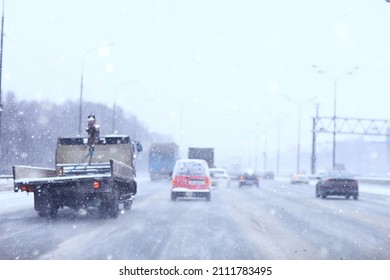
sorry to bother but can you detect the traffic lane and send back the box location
[255,180,390,259]
[37,180,261,260]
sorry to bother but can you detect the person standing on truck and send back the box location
[86,114,100,148]
[85,114,100,164]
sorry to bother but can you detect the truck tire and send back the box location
[35,188,58,218]
[98,192,119,219]
[108,192,120,218]
[109,204,119,218]
[99,201,119,218]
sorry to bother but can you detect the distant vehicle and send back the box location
[315,170,359,200]
[171,159,211,201]
[290,173,310,184]
[148,142,180,180]
[188,147,214,168]
[209,167,230,188]
[262,171,274,180]
[238,172,259,188]
[334,163,346,171]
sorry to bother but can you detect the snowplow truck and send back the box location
[12,135,138,219]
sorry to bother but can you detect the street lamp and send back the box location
[78,42,115,135]
[255,122,268,173]
[312,65,359,169]
[112,80,139,133]
[274,113,291,175]
[283,95,317,173]
[0,0,5,159]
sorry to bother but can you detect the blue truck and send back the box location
[148,142,180,180]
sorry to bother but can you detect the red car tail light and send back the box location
[172,177,178,187]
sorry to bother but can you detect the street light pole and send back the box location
[263,131,267,173]
[332,79,337,170]
[0,0,5,159]
[297,104,302,173]
[283,95,316,173]
[78,43,115,135]
[312,65,359,169]
[255,122,268,173]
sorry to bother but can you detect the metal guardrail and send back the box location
[307,175,390,185]
[355,177,390,185]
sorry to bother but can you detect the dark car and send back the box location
[238,172,259,188]
[315,170,358,200]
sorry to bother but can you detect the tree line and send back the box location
[0,91,172,173]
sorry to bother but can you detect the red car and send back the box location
[171,159,211,201]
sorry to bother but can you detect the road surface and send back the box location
[0,174,389,260]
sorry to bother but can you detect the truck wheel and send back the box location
[100,202,119,218]
[35,188,58,218]
[100,194,119,219]
[98,203,109,218]
[109,207,119,218]
[108,197,119,218]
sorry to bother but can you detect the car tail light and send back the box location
[239,175,244,181]
[205,177,210,186]
[20,185,33,192]
[324,179,333,186]
[172,177,178,187]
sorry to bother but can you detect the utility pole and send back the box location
[0,0,5,159]
[312,65,359,169]
[311,103,319,174]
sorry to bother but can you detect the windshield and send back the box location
[1,1,389,279]
[173,161,207,176]
[323,171,355,180]
[210,170,225,176]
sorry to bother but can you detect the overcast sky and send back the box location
[2,0,390,170]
